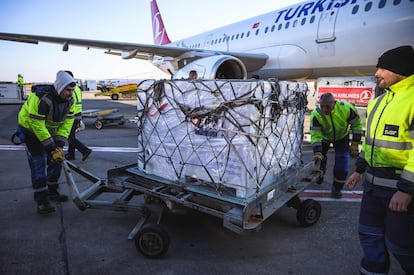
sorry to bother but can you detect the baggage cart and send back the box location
[82,108,125,129]
[62,160,321,259]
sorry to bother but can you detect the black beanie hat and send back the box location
[376,45,414,76]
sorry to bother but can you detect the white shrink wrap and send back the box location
[136,79,308,198]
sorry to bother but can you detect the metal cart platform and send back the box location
[82,108,125,129]
[62,160,321,258]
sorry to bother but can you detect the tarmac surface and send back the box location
[0,91,404,275]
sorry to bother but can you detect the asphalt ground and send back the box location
[0,91,404,275]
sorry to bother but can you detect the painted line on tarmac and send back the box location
[0,145,138,152]
[300,190,362,202]
[1,144,362,202]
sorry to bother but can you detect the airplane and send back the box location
[0,0,413,80]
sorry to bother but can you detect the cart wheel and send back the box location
[111,94,119,100]
[296,199,321,227]
[94,120,103,129]
[135,223,170,258]
[118,120,125,125]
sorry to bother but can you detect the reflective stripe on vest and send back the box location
[366,172,398,189]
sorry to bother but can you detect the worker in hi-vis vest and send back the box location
[17,70,75,215]
[346,45,414,275]
[310,92,363,198]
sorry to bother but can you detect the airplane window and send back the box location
[301,18,306,25]
[393,0,401,4]
[271,25,275,32]
[278,24,282,30]
[379,0,386,8]
[285,22,290,29]
[310,15,315,24]
[352,5,359,14]
[365,2,372,11]
[246,31,250,37]
[255,29,260,35]
[236,34,239,39]
[293,20,298,28]
[265,26,269,33]
[240,33,244,38]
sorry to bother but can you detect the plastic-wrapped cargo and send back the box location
[136,79,308,198]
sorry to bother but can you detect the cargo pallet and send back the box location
[62,160,321,258]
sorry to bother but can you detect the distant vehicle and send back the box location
[95,83,137,100]
[0,82,25,104]
[96,83,115,92]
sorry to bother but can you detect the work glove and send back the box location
[349,141,360,158]
[75,120,85,132]
[51,147,65,163]
[312,152,323,172]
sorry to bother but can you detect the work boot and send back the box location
[49,190,68,202]
[331,185,342,199]
[65,153,75,160]
[316,176,324,185]
[82,148,92,161]
[37,202,56,215]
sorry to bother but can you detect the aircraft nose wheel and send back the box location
[296,199,321,227]
[134,223,170,258]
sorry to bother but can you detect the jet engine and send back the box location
[172,55,247,79]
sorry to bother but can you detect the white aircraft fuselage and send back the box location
[0,0,413,80]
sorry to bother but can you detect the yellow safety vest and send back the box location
[310,101,363,148]
[362,74,414,191]
[18,86,74,149]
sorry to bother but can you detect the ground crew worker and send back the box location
[346,45,414,274]
[17,73,25,100]
[17,70,76,214]
[189,70,198,79]
[310,92,363,198]
[64,71,92,161]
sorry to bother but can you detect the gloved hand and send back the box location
[51,147,65,163]
[75,120,85,132]
[349,141,360,158]
[312,152,323,172]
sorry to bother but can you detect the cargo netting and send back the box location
[136,79,308,198]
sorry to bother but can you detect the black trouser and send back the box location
[320,136,349,190]
[358,189,414,274]
[24,134,62,204]
[67,119,89,156]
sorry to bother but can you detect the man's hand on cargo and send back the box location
[51,147,65,163]
[349,141,360,158]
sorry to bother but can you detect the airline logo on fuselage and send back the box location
[274,0,357,23]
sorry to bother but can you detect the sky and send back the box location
[0,0,304,83]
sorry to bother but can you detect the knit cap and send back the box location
[54,70,75,94]
[376,45,414,76]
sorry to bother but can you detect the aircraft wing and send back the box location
[0,32,268,71]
